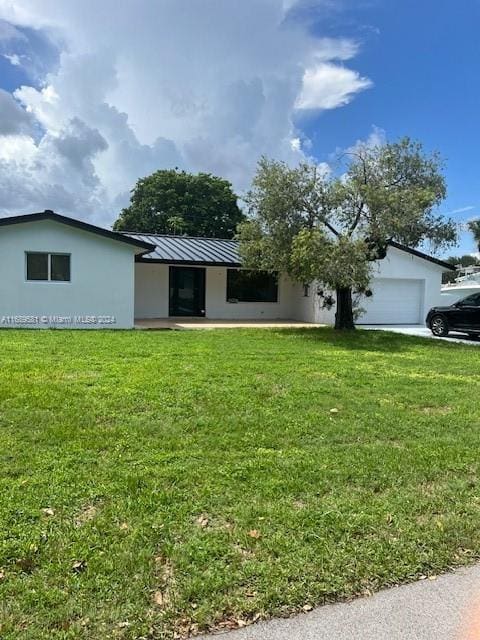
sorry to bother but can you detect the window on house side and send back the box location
[50,254,70,281]
[26,252,48,280]
[26,253,71,282]
[226,269,278,303]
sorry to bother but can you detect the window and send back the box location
[26,252,48,281]
[457,293,480,307]
[227,269,278,303]
[26,253,70,282]
[50,254,70,281]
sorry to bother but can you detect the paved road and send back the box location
[361,324,480,346]
[198,564,480,640]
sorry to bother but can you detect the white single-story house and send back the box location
[0,210,454,329]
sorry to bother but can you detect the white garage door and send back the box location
[357,278,423,325]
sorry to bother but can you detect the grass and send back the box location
[1,328,480,639]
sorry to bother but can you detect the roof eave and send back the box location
[388,240,456,271]
[0,211,155,252]
[135,256,241,267]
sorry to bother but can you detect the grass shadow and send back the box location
[270,326,467,353]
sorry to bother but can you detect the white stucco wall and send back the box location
[306,245,448,325]
[0,220,138,329]
[134,262,170,318]
[289,281,321,323]
[368,246,446,321]
[134,247,448,325]
[205,267,295,319]
[134,263,299,319]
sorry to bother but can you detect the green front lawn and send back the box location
[1,328,480,639]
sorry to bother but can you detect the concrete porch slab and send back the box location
[135,318,324,330]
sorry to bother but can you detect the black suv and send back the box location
[426,292,480,337]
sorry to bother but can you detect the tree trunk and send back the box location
[334,287,355,330]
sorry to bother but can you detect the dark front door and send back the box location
[169,266,206,317]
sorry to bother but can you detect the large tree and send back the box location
[237,138,457,330]
[113,169,244,238]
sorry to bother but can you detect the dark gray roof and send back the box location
[123,233,241,266]
[388,240,455,271]
[123,232,454,271]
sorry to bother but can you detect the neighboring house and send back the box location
[0,210,454,329]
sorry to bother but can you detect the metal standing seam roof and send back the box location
[0,212,453,270]
[122,233,241,266]
[122,232,455,271]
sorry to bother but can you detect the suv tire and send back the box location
[430,314,449,337]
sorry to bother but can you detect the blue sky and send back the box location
[0,0,477,256]
[295,0,480,255]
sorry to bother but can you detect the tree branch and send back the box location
[323,220,341,237]
[348,156,367,235]
[348,200,365,235]
[300,194,340,237]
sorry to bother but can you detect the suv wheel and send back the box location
[430,314,449,337]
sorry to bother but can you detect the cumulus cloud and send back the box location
[0,0,373,225]
[0,88,33,134]
[346,125,386,154]
[295,63,372,110]
[0,18,25,41]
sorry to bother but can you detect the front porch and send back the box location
[135,318,324,330]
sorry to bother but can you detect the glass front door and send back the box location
[169,266,206,317]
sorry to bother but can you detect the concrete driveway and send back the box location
[360,324,480,345]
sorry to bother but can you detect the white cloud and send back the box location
[0,89,34,135]
[0,18,25,41]
[0,0,372,225]
[346,125,386,154]
[295,62,372,110]
[3,52,20,65]
[290,137,302,152]
[448,206,475,215]
[0,133,37,160]
[309,37,360,62]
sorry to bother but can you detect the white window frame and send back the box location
[25,252,71,283]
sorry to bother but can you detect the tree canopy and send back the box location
[443,254,479,284]
[445,254,478,267]
[237,138,457,329]
[113,169,244,238]
[467,219,480,252]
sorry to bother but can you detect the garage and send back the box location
[0,211,453,329]
[357,277,424,325]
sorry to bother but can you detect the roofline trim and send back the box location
[121,231,238,242]
[0,211,156,253]
[388,240,456,271]
[136,237,454,270]
[6,215,450,269]
[135,256,242,267]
